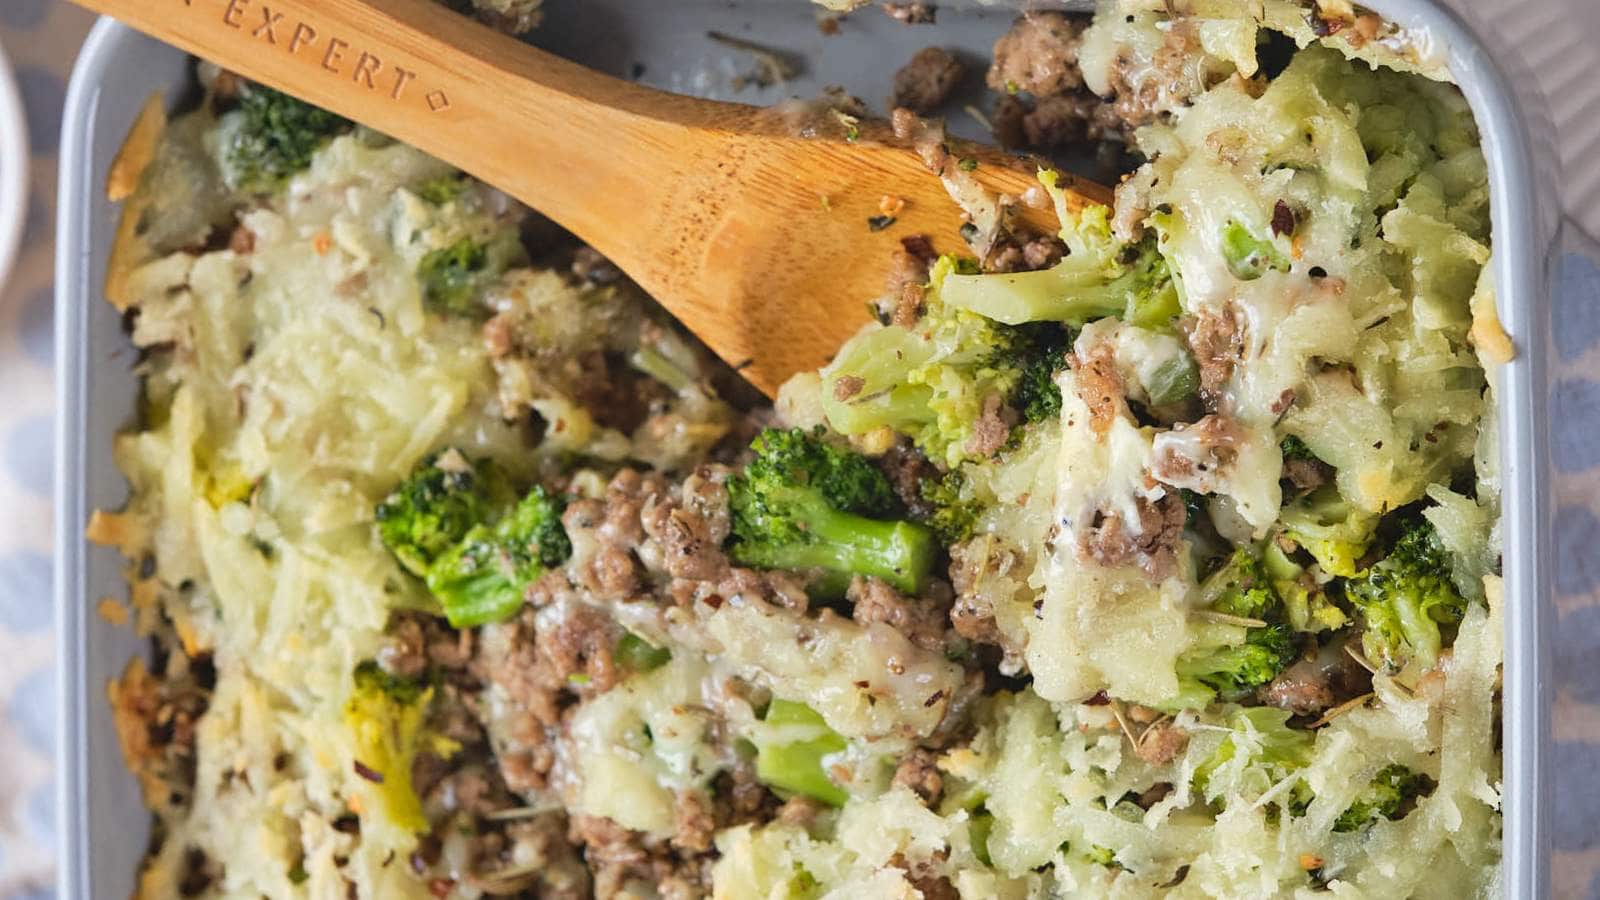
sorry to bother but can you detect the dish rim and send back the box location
[54,5,1554,897]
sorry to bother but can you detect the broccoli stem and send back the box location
[730,489,936,596]
[754,700,849,807]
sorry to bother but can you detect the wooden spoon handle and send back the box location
[71,0,687,231]
[74,0,1114,394]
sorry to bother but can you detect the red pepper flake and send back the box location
[924,689,946,708]
[1271,200,1297,237]
[703,593,725,610]
[353,760,384,784]
[1085,690,1111,706]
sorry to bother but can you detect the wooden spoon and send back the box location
[73,0,1112,395]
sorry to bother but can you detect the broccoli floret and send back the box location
[375,450,513,576]
[820,262,1036,468]
[752,699,849,807]
[425,485,571,627]
[223,84,351,194]
[918,469,982,545]
[1347,521,1468,674]
[1333,764,1434,832]
[412,173,469,205]
[1279,486,1378,578]
[1262,540,1348,633]
[344,661,459,839]
[416,231,527,316]
[1171,551,1299,708]
[1010,323,1071,424]
[1220,220,1292,281]
[1175,624,1298,708]
[1198,549,1277,619]
[727,428,936,596]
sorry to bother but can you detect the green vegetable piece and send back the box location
[224,84,351,193]
[1279,486,1378,578]
[1279,434,1318,462]
[1086,845,1118,867]
[345,661,458,836]
[728,428,935,595]
[416,231,527,316]
[1011,322,1070,424]
[969,811,995,867]
[1171,550,1298,707]
[1347,521,1468,674]
[413,173,469,205]
[1175,623,1297,704]
[616,632,672,673]
[1221,220,1292,281]
[917,469,982,545]
[375,451,512,577]
[754,699,849,807]
[1144,352,1200,406]
[418,237,489,314]
[1198,549,1277,620]
[1333,764,1434,832]
[425,485,570,628]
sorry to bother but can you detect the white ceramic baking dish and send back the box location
[55,2,1558,896]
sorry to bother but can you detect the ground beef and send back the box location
[1075,492,1186,581]
[1134,719,1190,766]
[1151,414,1245,494]
[472,609,573,793]
[885,245,931,299]
[775,794,824,829]
[878,441,938,519]
[978,229,1067,274]
[987,12,1088,97]
[965,393,1015,458]
[890,851,959,900]
[568,815,710,900]
[377,616,430,681]
[1181,309,1243,409]
[642,465,734,582]
[891,748,945,806]
[1283,456,1333,493]
[1095,20,1207,135]
[849,575,952,653]
[1021,93,1094,147]
[565,469,673,600]
[882,1,936,24]
[1260,638,1372,715]
[715,762,782,826]
[1259,657,1337,716]
[1071,341,1126,436]
[892,280,927,327]
[672,790,717,854]
[946,539,1023,650]
[535,602,622,693]
[891,47,965,114]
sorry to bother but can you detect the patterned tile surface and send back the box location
[1,1,1597,897]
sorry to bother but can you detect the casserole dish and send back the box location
[56,1,1557,896]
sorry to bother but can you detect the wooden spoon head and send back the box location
[624,124,1114,397]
